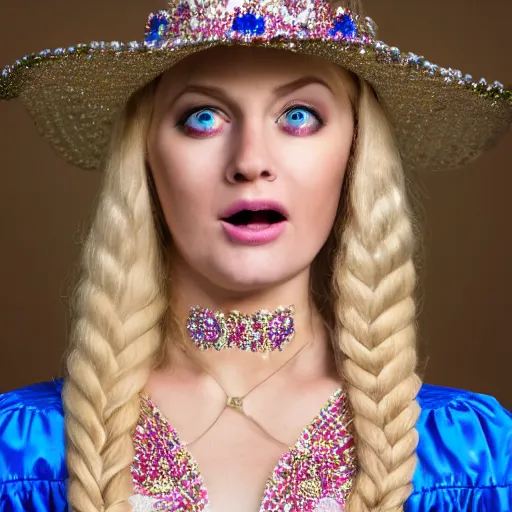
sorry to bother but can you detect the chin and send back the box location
[173,241,317,295]
[206,256,305,294]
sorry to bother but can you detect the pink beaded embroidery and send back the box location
[131,388,356,511]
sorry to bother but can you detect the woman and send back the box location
[0,0,510,510]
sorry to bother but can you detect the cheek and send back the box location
[149,128,221,228]
[303,155,346,243]
[288,133,351,238]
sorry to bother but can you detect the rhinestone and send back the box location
[297,9,310,24]
[365,16,376,37]
[390,46,400,61]
[408,52,419,64]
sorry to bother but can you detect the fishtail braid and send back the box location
[63,84,168,512]
[334,81,422,511]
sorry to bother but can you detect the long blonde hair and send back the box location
[63,22,421,512]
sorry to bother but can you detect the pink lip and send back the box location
[220,199,289,220]
[221,220,286,245]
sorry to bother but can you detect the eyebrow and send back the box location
[172,76,334,104]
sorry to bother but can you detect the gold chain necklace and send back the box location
[177,319,316,448]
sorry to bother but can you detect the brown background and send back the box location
[0,1,510,407]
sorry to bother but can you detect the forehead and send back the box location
[157,46,353,96]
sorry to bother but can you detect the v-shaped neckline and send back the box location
[133,386,356,511]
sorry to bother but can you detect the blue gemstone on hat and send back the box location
[145,14,169,43]
[330,14,357,38]
[232,13,265,35]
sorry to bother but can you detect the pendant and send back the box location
[226,396,244,412]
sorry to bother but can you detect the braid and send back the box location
[63,85,168,512]
[334,81,422,511]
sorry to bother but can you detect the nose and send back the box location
[226,121,276,184]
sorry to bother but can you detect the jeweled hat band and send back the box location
[1,0,507,105]
[145,0,377,47]
[186,305,296,352]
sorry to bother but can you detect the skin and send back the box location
[145,46,355,511]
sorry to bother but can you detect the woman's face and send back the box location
[147,46,355,293]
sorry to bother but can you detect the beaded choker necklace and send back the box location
[185,305,295,352]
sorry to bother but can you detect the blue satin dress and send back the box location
[0,380,510,511]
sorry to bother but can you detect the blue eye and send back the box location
[286,109,310,126]
[279,106,323,135]
[180,108,224,136]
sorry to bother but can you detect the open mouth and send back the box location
[223,209,287,226]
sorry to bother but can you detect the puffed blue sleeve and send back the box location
[406,384,512,512]
[0,379,68,511]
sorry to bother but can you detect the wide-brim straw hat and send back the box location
[1,0,510,172]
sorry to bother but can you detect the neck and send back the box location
[163,266,334,395]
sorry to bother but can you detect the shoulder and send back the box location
[0,379,68,511]
[406,383,512,511]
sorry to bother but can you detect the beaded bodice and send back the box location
[130,388,357,511]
